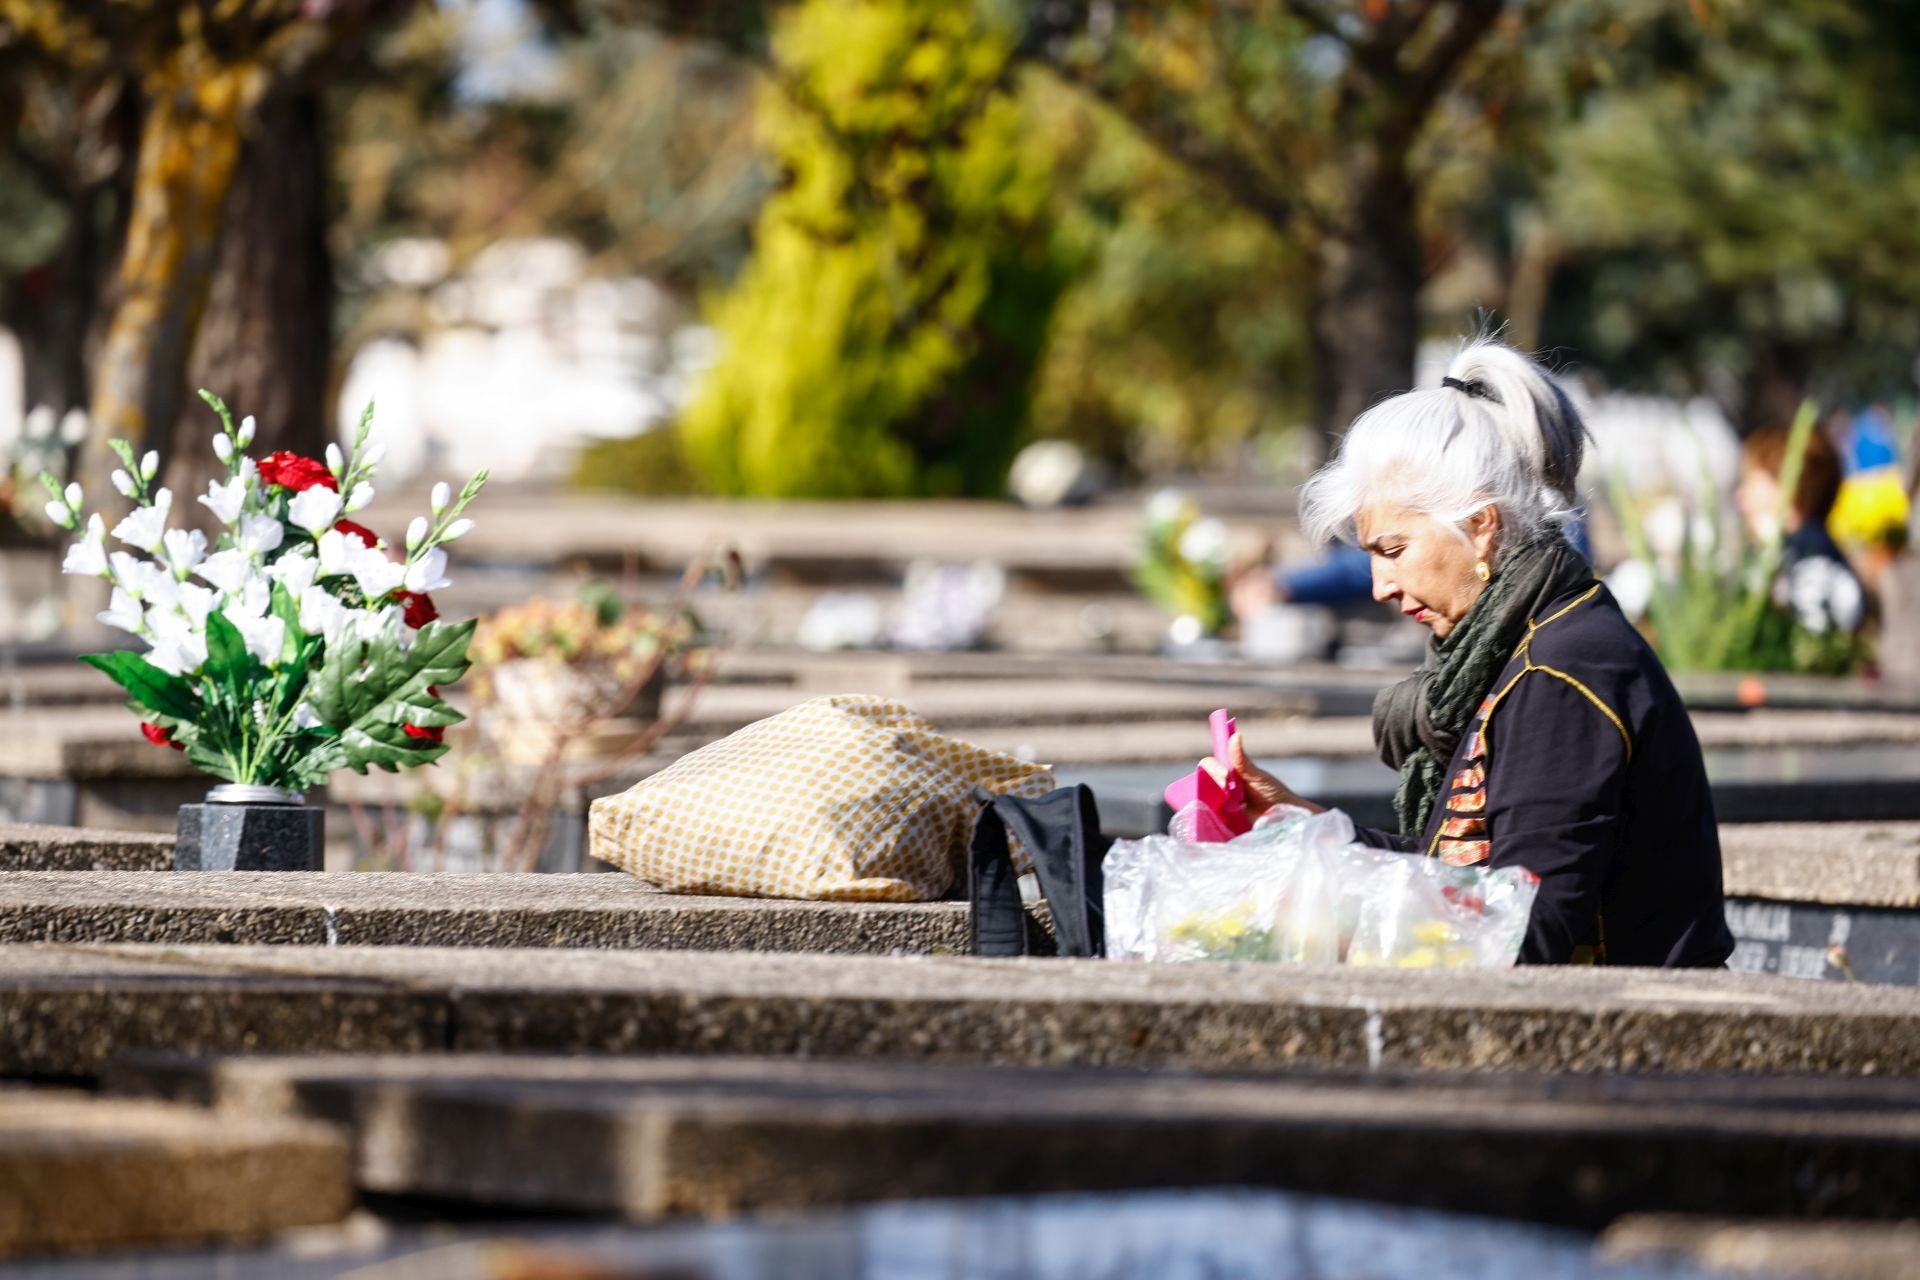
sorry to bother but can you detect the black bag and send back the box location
[967,784,1108,957]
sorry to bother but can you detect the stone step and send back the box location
[0,1085,350,1258]
[105,1052,1920,1229]
[0,870,1043,954]
[7,943,1920,1079]
[0,823,173,872]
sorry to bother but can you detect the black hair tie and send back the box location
[1441,375,1498,402]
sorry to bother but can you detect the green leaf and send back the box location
[305,618,475,776]
[80,653,201,722]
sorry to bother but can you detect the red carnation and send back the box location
[259,451,338,493]
[140,722,185,752]
[334,518,381,548]
[392,589,438,628]
[403,723,445,743]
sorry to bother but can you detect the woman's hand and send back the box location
[1201,731,1325,818]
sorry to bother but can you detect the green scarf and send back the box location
[1372,527,1595,837]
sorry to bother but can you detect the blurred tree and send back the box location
[1523,0,1920,428]
[678,0,1067,497]
[1022,1,1535,445]
[0,0,402,505]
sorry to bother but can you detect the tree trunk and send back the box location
[1310,167,1423,453]
[170,88,333,511]
[81,53,260,503]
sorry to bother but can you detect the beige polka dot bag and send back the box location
[589,694,1056,901]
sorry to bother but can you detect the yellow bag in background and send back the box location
[588,694,1055,901]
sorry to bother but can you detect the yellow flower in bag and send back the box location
[589,695,1055,901]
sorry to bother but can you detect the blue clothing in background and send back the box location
[1276,517,1593,606]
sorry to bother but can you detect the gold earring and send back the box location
[1475,560,1491,582]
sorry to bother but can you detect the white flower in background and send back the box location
[1178,518,1229,569]
[139,451,159,481]
[344,482,373,513]
[193,549,251,595]
[431,482,450,515]
[287,486,344,536]
[198,474,247,525]
[44,499,74,529]
[235,575,272,621]
[161,527,207,578]
[441,518,474,542]
[298,585,352,643]
[362,443,386,469]
[1145,488,1187,529]
[61,515,108,577]
[211,433,233,464]
[268,551,319,598]
[177,582,217,631]
[98,588,145,636]
[112,469,137,498]
[353,551,407,601]
[325,443,344,478]
[64,482,82,510]
[112,488,173,554]
[235,415,256,449]
[237,513,284,557]
[403,547,450,594]
[292,702,322,730]
[57,408,88,446]
[405,517,428,550]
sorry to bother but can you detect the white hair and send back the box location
[1299,339,1587,558]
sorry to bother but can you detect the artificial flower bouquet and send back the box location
[1133,488,1230,640]
[45,391,487,793]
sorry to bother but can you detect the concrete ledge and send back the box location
[0,1085,350,1257]
[0,872,1051,954]
[1721,823,1920,908]
[0,823,172,872]
[1602,1214,1920,1280]
[102,1052,1920,1228]
[8,944,1920,1079]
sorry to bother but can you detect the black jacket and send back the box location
[1360,583,1735,967]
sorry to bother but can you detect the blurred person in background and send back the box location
[1211,340,1733,968]
[1735,423,1866,637]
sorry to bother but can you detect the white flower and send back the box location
[57,408,88,446]
[316,529,353,578]
[236,415,256,449]
[441,518,474,542]
[227,609,286,667]
[98,588,145,636]
[237,513,284,556]
[22,406,54,441]
[431,482,450,515]
[177,582,218,630]
[140,451,160,480]
[194,549,253,595]
[287,486,344,536]
[326,443,345,477]
[161,527,207,578]
[1145,488,1187,529]
[62,514,109,577]
[146,617,207,676]
[354,605,399,643]
[362,443,386,469]
[298,585,352,642]
[234,575,272,620]
[44,500,74,529]
[112,489,173,554]
[1178,518,1228,569]
[405,517,429,550]
[293,701,322,730]
[268,551,319,598]
[111,469,137,498]
[199,474,247,525]
[403,547,450,593]
[64,482,82,510]
[109,551,149,595]
[344,482,373,513]
[212,432,233,464]
[354,553,407,601]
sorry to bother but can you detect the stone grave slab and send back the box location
[0,1085,350,1258]
[0,823,171,872]
[8,944,1920,1079]
[105,1052,1920,1228]
[1602,1214,1920,1280]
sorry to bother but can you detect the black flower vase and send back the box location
[175,785,324,872]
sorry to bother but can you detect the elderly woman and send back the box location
[1226,341,1734,967]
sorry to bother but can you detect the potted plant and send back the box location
[470,584,697,765]
[46,391,487,870]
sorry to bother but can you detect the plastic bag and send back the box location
[1104,808,1538,968]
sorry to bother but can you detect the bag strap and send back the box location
[967,785,1109,958]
